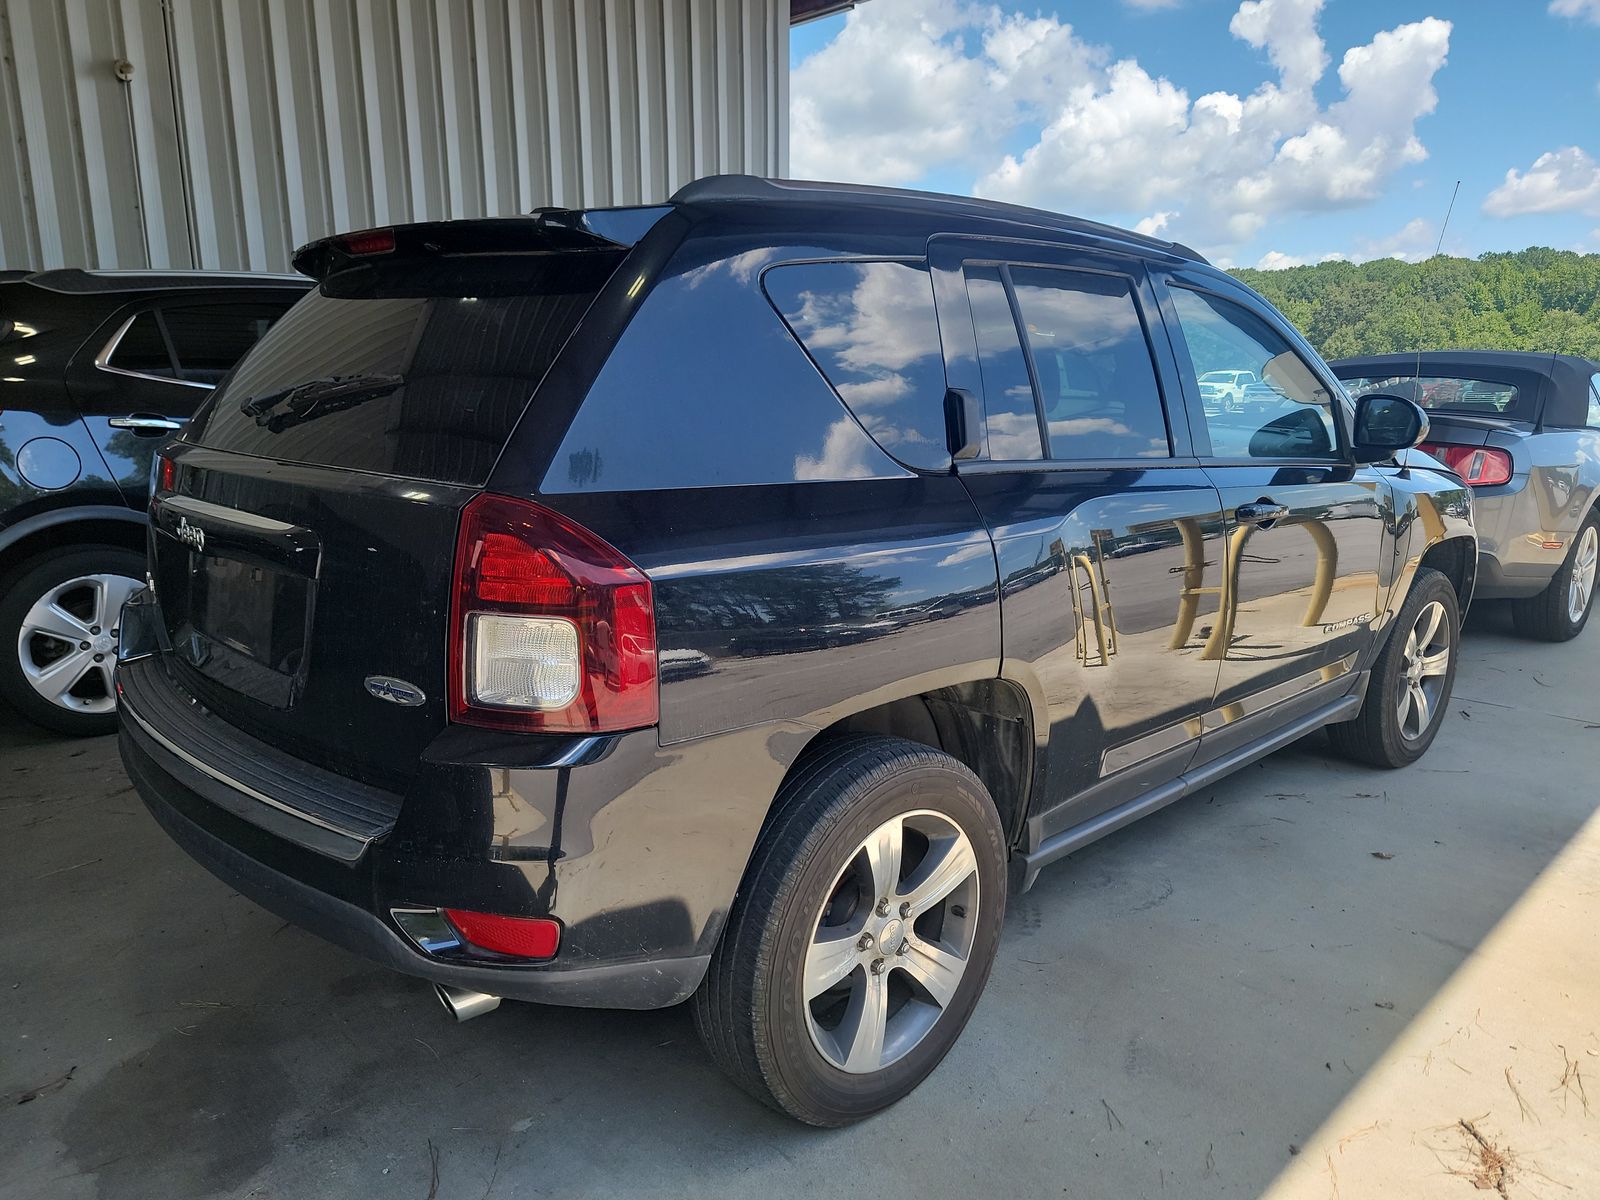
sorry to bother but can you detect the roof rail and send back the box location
[668,174,1207,264]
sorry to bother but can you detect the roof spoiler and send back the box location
[292,207,671,282]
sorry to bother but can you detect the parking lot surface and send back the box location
[3,603,1597,1199]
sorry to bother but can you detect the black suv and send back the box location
[117,177,1475,1125]
[0,268,308,734]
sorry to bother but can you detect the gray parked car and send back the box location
[1333,351,1600,640]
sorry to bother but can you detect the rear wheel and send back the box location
[1328,567,1459,769]
[0,547,144,736]
[693,735,1007,1126]
[1510,514,1598,642]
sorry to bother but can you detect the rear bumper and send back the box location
[125,730,708,1007]
[116,652,797,1010]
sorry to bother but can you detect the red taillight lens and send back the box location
[449,493,658,734]
[338,227,395,256]
[157,454,176,493]
[443,909,561,959]
[1420,443,1513,487]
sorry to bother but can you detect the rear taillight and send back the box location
[149,450,176,507]
[337,227,395,256]
[1419,443,1513,487]
[443,909,561,959]
[448,493,657,734]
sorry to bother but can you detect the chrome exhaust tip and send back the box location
[434,984,502,1022]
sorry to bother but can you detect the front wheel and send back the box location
[693,735,1007,1126]
[1327,567,1459,768]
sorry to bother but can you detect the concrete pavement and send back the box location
[2,601,1596,1199]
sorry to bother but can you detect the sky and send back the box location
[788,0,1600,270]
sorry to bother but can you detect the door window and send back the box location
[1009,267,1170,460]
[1588,373,1600,429]
[1169,287,1341,461]
[964,265,1043,460]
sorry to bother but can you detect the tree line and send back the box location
[1232,247,1600,362]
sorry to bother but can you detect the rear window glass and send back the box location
[163,304,285,385]
[764,260,949,471]
[965,265,1043,461]
[1343,373,1520,414]
[108,312,176,376]
[187,255,617,485]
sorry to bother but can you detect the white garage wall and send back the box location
[0,0,789,272]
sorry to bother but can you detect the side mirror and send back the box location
[1351,392,1429,464]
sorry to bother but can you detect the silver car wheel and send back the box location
[1396,599,1450,741]
[16,572,142,715]
[1568,524,1598,624]
[802,810,979,1074]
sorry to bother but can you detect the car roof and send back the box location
[1327,349,1599,377]
[17,268,310,295]
[1328,350,1600,427]
[665,175,1209,265]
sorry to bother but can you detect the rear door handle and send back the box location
[109,414,184,434]
[1235,501,1288,525]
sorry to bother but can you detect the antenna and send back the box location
[1416,179,1462,386]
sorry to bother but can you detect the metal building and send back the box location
[0,0,812,273]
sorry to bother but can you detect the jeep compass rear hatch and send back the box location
[145,219,632,791]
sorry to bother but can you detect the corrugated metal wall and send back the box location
[0,0,789,272]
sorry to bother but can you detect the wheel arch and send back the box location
[0,507,147,589]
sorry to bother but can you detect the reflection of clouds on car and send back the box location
[986,409,1044,459]
[794,418,890,481]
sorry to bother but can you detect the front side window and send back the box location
[1009,267,1170,460]
[1169,287,1340,461]
[764,260,950,471]
[1343,373,1520,416]
[1588,373,1600,428]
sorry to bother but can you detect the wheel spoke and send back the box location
[1418,649,1450,678]
[838,969,889,1073]
[863,816,903,902]
[1396,683,1413,730]
[97,575,142,630]
[25,649,94,700]
[899,937,965,1009]
[1416,603,1443,650]
[24,601,92,644]
[900,835,978,918]
[804,929,862,1001]
[1409,683,1431,732]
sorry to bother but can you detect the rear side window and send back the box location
[188,257,615,485]
[965,265,1043,460]
[1590,373,1600,428]
[764,260,949,471]
[162,304,283,385]
[1343,373,1520,415]
[1009,267,1169,460]
[107,312,175,377]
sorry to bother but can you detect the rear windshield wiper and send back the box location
[239,374,404,432]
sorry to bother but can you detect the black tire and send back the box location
[693,734,1008,1126]
[0,546,145,737]
[1510,512,1599,642]
[1327,567,1459,769]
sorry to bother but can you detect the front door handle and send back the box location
[108,414,184,435]
[1235,501,1288,525]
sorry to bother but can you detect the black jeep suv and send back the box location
[0,268,308,734]
[118,177,1474,1125]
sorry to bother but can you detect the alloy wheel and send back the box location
[1568,524,1598,625]
[803,810,979,1074]
[16,573,143,715]
[1397,599,1451,741]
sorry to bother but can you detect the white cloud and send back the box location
[1254,249,1348,270]
[1134,211,1178,236]
[1355,216,1436,261]
[793,0,1453,257]
[1483,147,1600,218]
[1550,0,1600,23]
